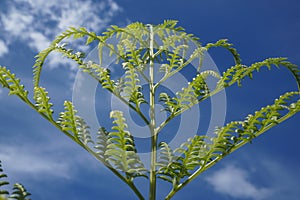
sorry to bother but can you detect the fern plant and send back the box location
[1,20,300,200]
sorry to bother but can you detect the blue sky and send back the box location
[0,0,300,199]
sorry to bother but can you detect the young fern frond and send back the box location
[160,72,213,115]
[205,39,241,64]
[275,60,300,90]
[76,117,93,145]
[33,87,54,119]
[10,183,31,200]
[94,127,111,162]
[156,142,180,183]
[155,20,200,48]
[122,62,147,108]
[33,26,99,87]
[80,62,116,93]
[217,57,300,89]
[157,136,209,185]
[57,101,92,144]
[174,135,208,173]
[0,67,28,99]
[57,101,78,136]
[159,45,187,75]
[159,93,179,114]
[105,111,147,179]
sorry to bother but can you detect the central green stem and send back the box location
[148,24,157,200]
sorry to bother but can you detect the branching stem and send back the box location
[148,24,158,200]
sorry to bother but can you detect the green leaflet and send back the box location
[156,142,179,183]
[159,45,187,75]
[0,67,28,99]
[174,136,208,172]
[157,136,209,184]
[159,92,178,113]
[155,20,200,49]
[94,127,110,161]
[33,87,53,119]
[9,183,31,200]
[122,62,147,107]
[160,71,214,114]
[57,101,93,144]
[76,117,93,145]
[80,62,116,92]
[0,161,9,196]
[105,111,147,178]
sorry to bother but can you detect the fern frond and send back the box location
[105,111,147,178]
[174,135,208,172]
[80,62,116,92]
[278,60,300,91]
[160,45,187,74]
[122,62,147,107]
[159,92,178,113]
[157,136,209,184]
[94,127,110,161]
[57,101,78,135]
[159,70,217,115]
[57,101,92,144]
[217,58,300,89]
[33,26,98,87]
[99,23,148,65]
[0,161,9,196]
[170,72,213,113]
[156,142,180,183]
[205,91,300,164]
[76,117,93,145]
[205,39,241,64]
[0,67,28,99]
[155,20,200,47]
[33,87,53,119]
[33,46,55,87]
[9,183,31,200]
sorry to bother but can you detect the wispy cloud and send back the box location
[0,144,71,179]
[259,159,300,200]
[0,39,8,57]
[0,0,122,68]
[205,164,272,200]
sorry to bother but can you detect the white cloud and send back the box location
[28,31,51,51]
[0,145,70,178]
[259,159,300,200]
[0,0,122,67]
[1,8,34,37]
[0,39,9,57]
[205,164,272,200]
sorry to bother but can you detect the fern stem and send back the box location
[164,108,298,199]
[148,24,157,200]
